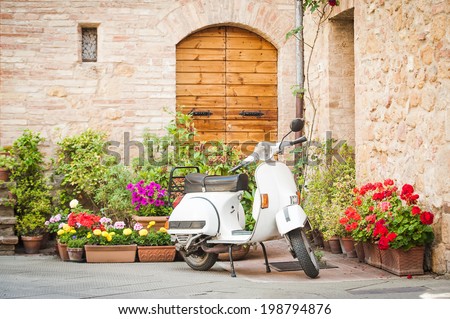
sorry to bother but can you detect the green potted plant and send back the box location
[0,152,14,182]
[66,237,87,262]
[16,213,46,254]
[94,164,135,224]
[8,130,52,236]
[133,221,175,262]
[127,180,172,229]
[83,220,137,263]
[342,179,435,275]
[301,141,355,253]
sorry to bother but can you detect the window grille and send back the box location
[81,27,97,62]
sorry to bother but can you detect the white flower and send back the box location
[113,221,125,229]
[69,199,79,209]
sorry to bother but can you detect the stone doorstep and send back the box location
[0,235,19,245]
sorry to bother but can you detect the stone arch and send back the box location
[156,0,293,50]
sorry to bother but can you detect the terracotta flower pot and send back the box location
[132,215,168,229]
[85,244,137,263]
[380,246,425,276]
[341,237,357,258]
[137,245,176,262]
[67,247,84,262]
[57,241,70,261]
[21,235,43,254]
[328,236,342,254]
[0,168,10,182]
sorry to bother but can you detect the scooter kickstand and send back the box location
[228,245,236,277]
[260,242,271,273]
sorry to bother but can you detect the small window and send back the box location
[81,27,97,62]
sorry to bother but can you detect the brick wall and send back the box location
[0,0,298,157]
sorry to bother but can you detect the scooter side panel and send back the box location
[168,196,219,236]
[275,205,308,235]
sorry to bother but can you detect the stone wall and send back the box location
[303,0,449,273]
[0,0,298,158]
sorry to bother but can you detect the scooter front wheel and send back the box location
[288,229,320,278]
[181,249,218,271]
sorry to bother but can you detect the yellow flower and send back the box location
[123,228,132,236]
[57,229,64,236]
[62,224,70,231]
[139,229,148,236]
[70,229,76,234]
[159,227,167,233]
[87,233,92,238]
[109,232,116,236]
[106,235,112,242]
[147,221,156,228]
[93,229,102,236]
[101,231,108,237]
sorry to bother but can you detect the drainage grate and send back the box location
[269,261,338,272]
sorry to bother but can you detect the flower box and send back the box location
[85,244,137,263]
[380,246,424,276]
[363,242,381,268]
[137,245,176,262]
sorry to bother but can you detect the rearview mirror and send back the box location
[290,118,304,132]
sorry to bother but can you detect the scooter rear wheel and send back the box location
[181,249,218,271]
[288,229,320,278]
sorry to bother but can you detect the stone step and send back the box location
[0,216,16,225]
[0,235,19,245]
[0,205,14,217]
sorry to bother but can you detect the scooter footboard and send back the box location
[275,205,308,236]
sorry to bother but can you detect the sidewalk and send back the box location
[0,239,449,299]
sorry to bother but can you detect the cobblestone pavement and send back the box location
[0,239,449,299]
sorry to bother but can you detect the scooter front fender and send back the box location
[275,205,308,236]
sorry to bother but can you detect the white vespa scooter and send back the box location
[168,119,319,278]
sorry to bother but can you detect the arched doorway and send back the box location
[176,26,278,152]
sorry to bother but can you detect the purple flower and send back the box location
[134,223,143,231]
[45,221,50,226]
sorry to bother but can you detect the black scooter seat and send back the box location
[184,173,248,193]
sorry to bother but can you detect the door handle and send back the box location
[239,110,264,117]
[189,109,212,117]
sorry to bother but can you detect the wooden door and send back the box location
[176,26,278,150]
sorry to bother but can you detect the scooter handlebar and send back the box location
[230,153,259,172]
[290,136,307,146]
[230,163,244,173]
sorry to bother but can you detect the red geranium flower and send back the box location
[411,206,421,215]
[384,179,394,186]
[401,184,414,195]
[387,232,397,242]
[378,236,390,250]
[328,0,337,6]
[420,211,434,225]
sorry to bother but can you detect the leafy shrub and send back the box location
[9,130,52,218]
[55,129,116,209]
